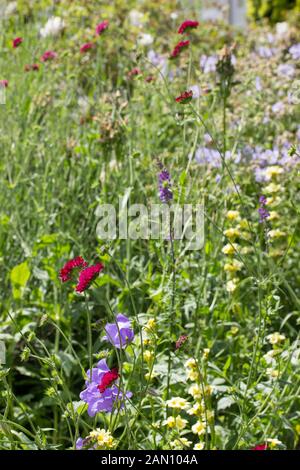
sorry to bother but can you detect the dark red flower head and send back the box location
[178,20,199,34]
[175,90,193,104]
[12,37,23,48]
[75,262,104,293]
[41,50,58,62]
[96,20,109,36]
[80,42,95,53]
[59,256,88,283]
[97,368,119,393]
[24,64,40,72]
[251,443,267,450]
[170,40,190,59]
[0,80,8,88]
[127,67,141,79]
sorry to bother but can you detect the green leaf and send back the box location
[10,261,30,299]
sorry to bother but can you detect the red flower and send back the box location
[175,335,188,350]
[145,75,155,83]
[0,80,8,88]
[251,443,268,451]
[75,262,104,293]
[175,90,193,104]
[59,256,88,283]
[80,42,95,53]
[96,20,109,36]
[12,37,23,48]
[127,67,141,78]
[170,40,190,59]
[97,368,119,393]
[41,50,57,62]
[24,64,40,72]
[178,20,199,34]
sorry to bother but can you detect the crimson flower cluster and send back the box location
[59,256,104,293]
[178,20,199,34]
[170,40,190,59]
[175,90,193,104]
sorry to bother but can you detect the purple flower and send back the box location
[256,46,276,59]
[289,43,300,60]
[158,169,173,203]
[200,54,217,74]
[258,196,270,223]
[277,63,295,79]
[80,359,132,417]
[103,314,134,349]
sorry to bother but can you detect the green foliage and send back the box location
[248,0,300,23]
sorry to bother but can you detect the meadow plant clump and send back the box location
[0,0,299,451]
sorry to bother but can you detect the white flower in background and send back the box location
[276,22,288,38]
[4,1,17,17]
[40,16,65,38]
[129,10,144,28]
[266,438,282,448]
[78,96,90,115]
[266,368,279,379]
[137,33,153,46]
[170,12,179,20]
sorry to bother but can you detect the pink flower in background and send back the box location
[12,37,23,48]
[96,20,109,36]
[127,67,141,79]
[0,80,8,88]
[178,20,199,34]
[170,40,190,59]
[59,256,87,282]
[75,263,104,292]
[80,42,95,53]
[41,50,58,62]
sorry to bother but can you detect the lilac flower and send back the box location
[80,359,132,417]
[103,314,134,349]
[289,43,300,60]
[255,76,262,91]
[158,169,173,203]
[256,46,276,59]
[200,54,218,74]
[272,101,284,114]
[277,63,295,79]
[258,195,270,223]
[189,84,200,99]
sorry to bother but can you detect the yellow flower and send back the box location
[226,279,238,293]
[240,246,253,254]
[194,442,205,450]
[185,358,197,369]
[267,332,286,345]
[239,219,249,230]
[192,421,206,436]
[266,196,281,206]
[224,260,243,273]
[143,338,152,346]
[268,229,286,239]
[295,424,300,435]
[163,416,176,428]
[203,348,210,359]
[266,368,279,378]
[222,243,239,255]
[170,438,192,449]
[265,166,283,179]
[144,318,156,331]
[88,429,115,449]
[166,396,189,410]
[266,438,282,448]
[264,183,281,194]
[187,369,200,381]
[143,350,154,363]
[268,211,280,221]
[188,384,202,399]
[175,415,188,430]
[187,402,204,417]
[223,228,241,239]
[226,210,240,221]
[269,248,284,257]
[230,326,239,335]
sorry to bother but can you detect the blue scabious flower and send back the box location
[80,359,132,417]
[103,314,134,349]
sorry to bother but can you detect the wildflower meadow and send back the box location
[0,0,300,453]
